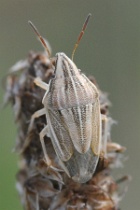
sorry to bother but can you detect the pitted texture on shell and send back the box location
[46,54,98,110]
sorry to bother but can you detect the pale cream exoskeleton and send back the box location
[28,14,108,183]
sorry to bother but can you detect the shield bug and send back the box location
[28,14,107,183]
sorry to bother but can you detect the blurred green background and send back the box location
[0,0,140,209]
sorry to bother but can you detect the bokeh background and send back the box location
[0,1,140,209]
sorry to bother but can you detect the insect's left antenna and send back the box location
[28,21,51,57]
[72,13,92,61]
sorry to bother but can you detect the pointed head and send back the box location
[54,52,80,79]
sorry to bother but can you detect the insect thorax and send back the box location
[45,74,98,111]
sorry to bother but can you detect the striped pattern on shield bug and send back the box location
[28,14,107,183]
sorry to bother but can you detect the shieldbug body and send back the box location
[28,14,107,183]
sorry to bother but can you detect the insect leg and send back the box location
[18,108,46,154]
[34,77,49,90]
[39,126,52,166]
[107,142,126,153]
[28,108,46,132]
[101,114,108,157]
[40,126,63,171]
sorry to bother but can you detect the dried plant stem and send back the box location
[5,51,129,210]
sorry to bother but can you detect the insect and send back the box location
[28,14,107,183]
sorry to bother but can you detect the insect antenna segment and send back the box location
[28,20,51,57]
[72,13,92,61]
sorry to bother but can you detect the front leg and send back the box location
[34,77,49,90]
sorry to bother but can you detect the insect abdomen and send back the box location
[63,147,99,183]
[48,103,96,154]
[48,105,100,183]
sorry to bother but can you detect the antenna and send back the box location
[72,13,92,61]
[28,21,51,57]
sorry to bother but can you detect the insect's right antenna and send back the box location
[71,13,92,61]
[28,21,51,57]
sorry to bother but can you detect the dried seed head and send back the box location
[5,50,129,209]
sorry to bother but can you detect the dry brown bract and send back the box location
[5,51,129,210]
